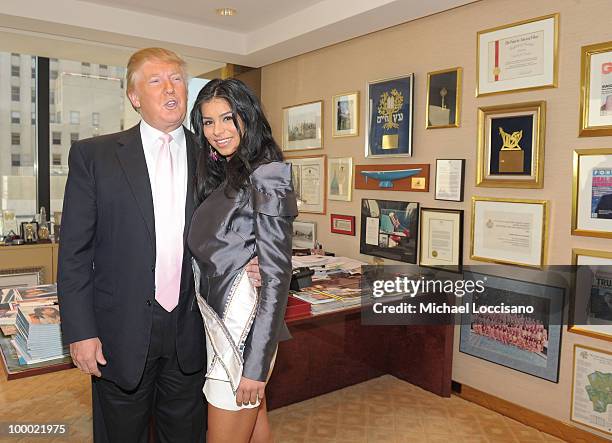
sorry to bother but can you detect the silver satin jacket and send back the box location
[187,161,298,382]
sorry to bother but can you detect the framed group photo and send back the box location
[327,157,353,201]
[332,92,359,137]
[288,155,326,214]
[292,221,317,249]
[419,208,463,273]
[476,101,546,188]
[471,197,548,268]
[282,101,323,151]
[476,14,559,96]
[579,41,612,137]
[360,199,419,263]
[365,74,414,158]
[572,148,612,237]
[426,67,462,129]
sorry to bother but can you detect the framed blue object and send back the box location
[365,74,414,158]
[459,271,564,382]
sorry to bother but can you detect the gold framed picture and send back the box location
[570,248,612,342]
[332,92,359,137]
[572,148,612,238]
[579,41,612,137]
[426,67,462,129]
[470,197,548,268]
[419,208,463,273]
[476,101,545,188]
[282,100,323,152]
[476,14,559,97]
[287,155,327,214]
[327,157,353,201]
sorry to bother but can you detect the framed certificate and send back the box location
[327,157,353,201]
[332,92,359,137]
[471,197,548,268]
[579,41,612,137]
[570,248,612,342]
[365,74,414,158]
[287,155,326,214]
[330,214,355,236]
[419,208,463,272]
[435,159,465,202]
[571,345,612,436]
[476,101,546,188]
[426,67,462,129]
[282,101,323,151]
[476,14,559,97]
[572,148,612,238]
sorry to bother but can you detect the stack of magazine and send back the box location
[12,304,68,364]
[0,284,58,336]
[291,275,362,314]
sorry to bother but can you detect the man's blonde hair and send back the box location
[126,47,187,93]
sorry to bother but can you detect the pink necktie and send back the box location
[154,133,183,312]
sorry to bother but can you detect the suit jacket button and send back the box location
[146,300,152,306]
[151,265,155,272]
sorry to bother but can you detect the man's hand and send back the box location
[235,376,265,406]
[246,256,262,288]
[70,337,106,377]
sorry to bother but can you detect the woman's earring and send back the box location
[209,149,219,161]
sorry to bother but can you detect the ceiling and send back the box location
[1,0,479,70]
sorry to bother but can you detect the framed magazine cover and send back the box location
[579,41,612,137]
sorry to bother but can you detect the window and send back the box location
[50,91,55,105]
[49,113,56,124]
[31,67,36,79]
[70,133,79,144]
[52,132,61,145]
[52,154,62,166]
[11,112,20,124]
[56,112,61,124]
[31,111,36,125]
[31,87,35,103]
[11,133,21,146]
[11,154,21,167]
[50,70,58,80]
[11,65,20,77]
[70,111,80,125]
[92,112,100,126]
[11,86,20,102]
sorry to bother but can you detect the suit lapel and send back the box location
[116,124,156,251]
[184,128,198,244]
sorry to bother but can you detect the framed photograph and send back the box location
[476,101,546,188]
[571,345,612,436]
[570,248,612,342]
[0,267,44,290]
[426,67,462,129]
[360,199,419,263]
[354,164,429,192]
[571,148,612,238]
[460,271,564,383]
[282,101,323,151]
[332,92,359,137]
[330,214,355,236]
[476,14,559,97]
[20,221,38,243]
[327,157,353,201]
[471,197,548,268]
[419,208,463,272]
[579,41,612,137]
[2,211,17,236]
[287,155,326,214]
[292,221,316,249]
[365,74,414,158]
[435,159,465,202]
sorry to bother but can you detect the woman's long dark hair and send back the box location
[190,78,283,201]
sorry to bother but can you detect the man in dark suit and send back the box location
[58,48,209,442]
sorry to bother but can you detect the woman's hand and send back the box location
[236,376,265,406]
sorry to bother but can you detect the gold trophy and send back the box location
[498,127,524,173]
[377,89,404,150]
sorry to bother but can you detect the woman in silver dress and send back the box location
[188,78,297,442]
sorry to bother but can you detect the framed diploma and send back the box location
[426,67,462,129]
[572,148,612,238]
[365,74,414,158]
[477,101,545,188]
[360,199,419,263]
[332,92,359,137]
[471,197,548,268]
[435,159,465,202]
[571,345,612,436]
[476,14,559,97]
[419,208,463,273]
[282,101,323,151]
[287,155,326,214]
[579,41,612,137]
[327,157,353,201]
[570,248,612,342]
[330,214,355,236]
[292,221,316,249]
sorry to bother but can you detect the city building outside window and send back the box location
[11,65,20,77]
[11,154,21,167]
[11,133,21,146]
[52,154,62,166]
[70,111,79,125]
[11,112,20,124]
[52,132,61,145]
[92,112,100,127]
[70,132,79,144]
[11,86,20,101]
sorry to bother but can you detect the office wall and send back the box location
[261,0,612,435]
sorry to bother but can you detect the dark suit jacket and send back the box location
[57,123,205,390]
